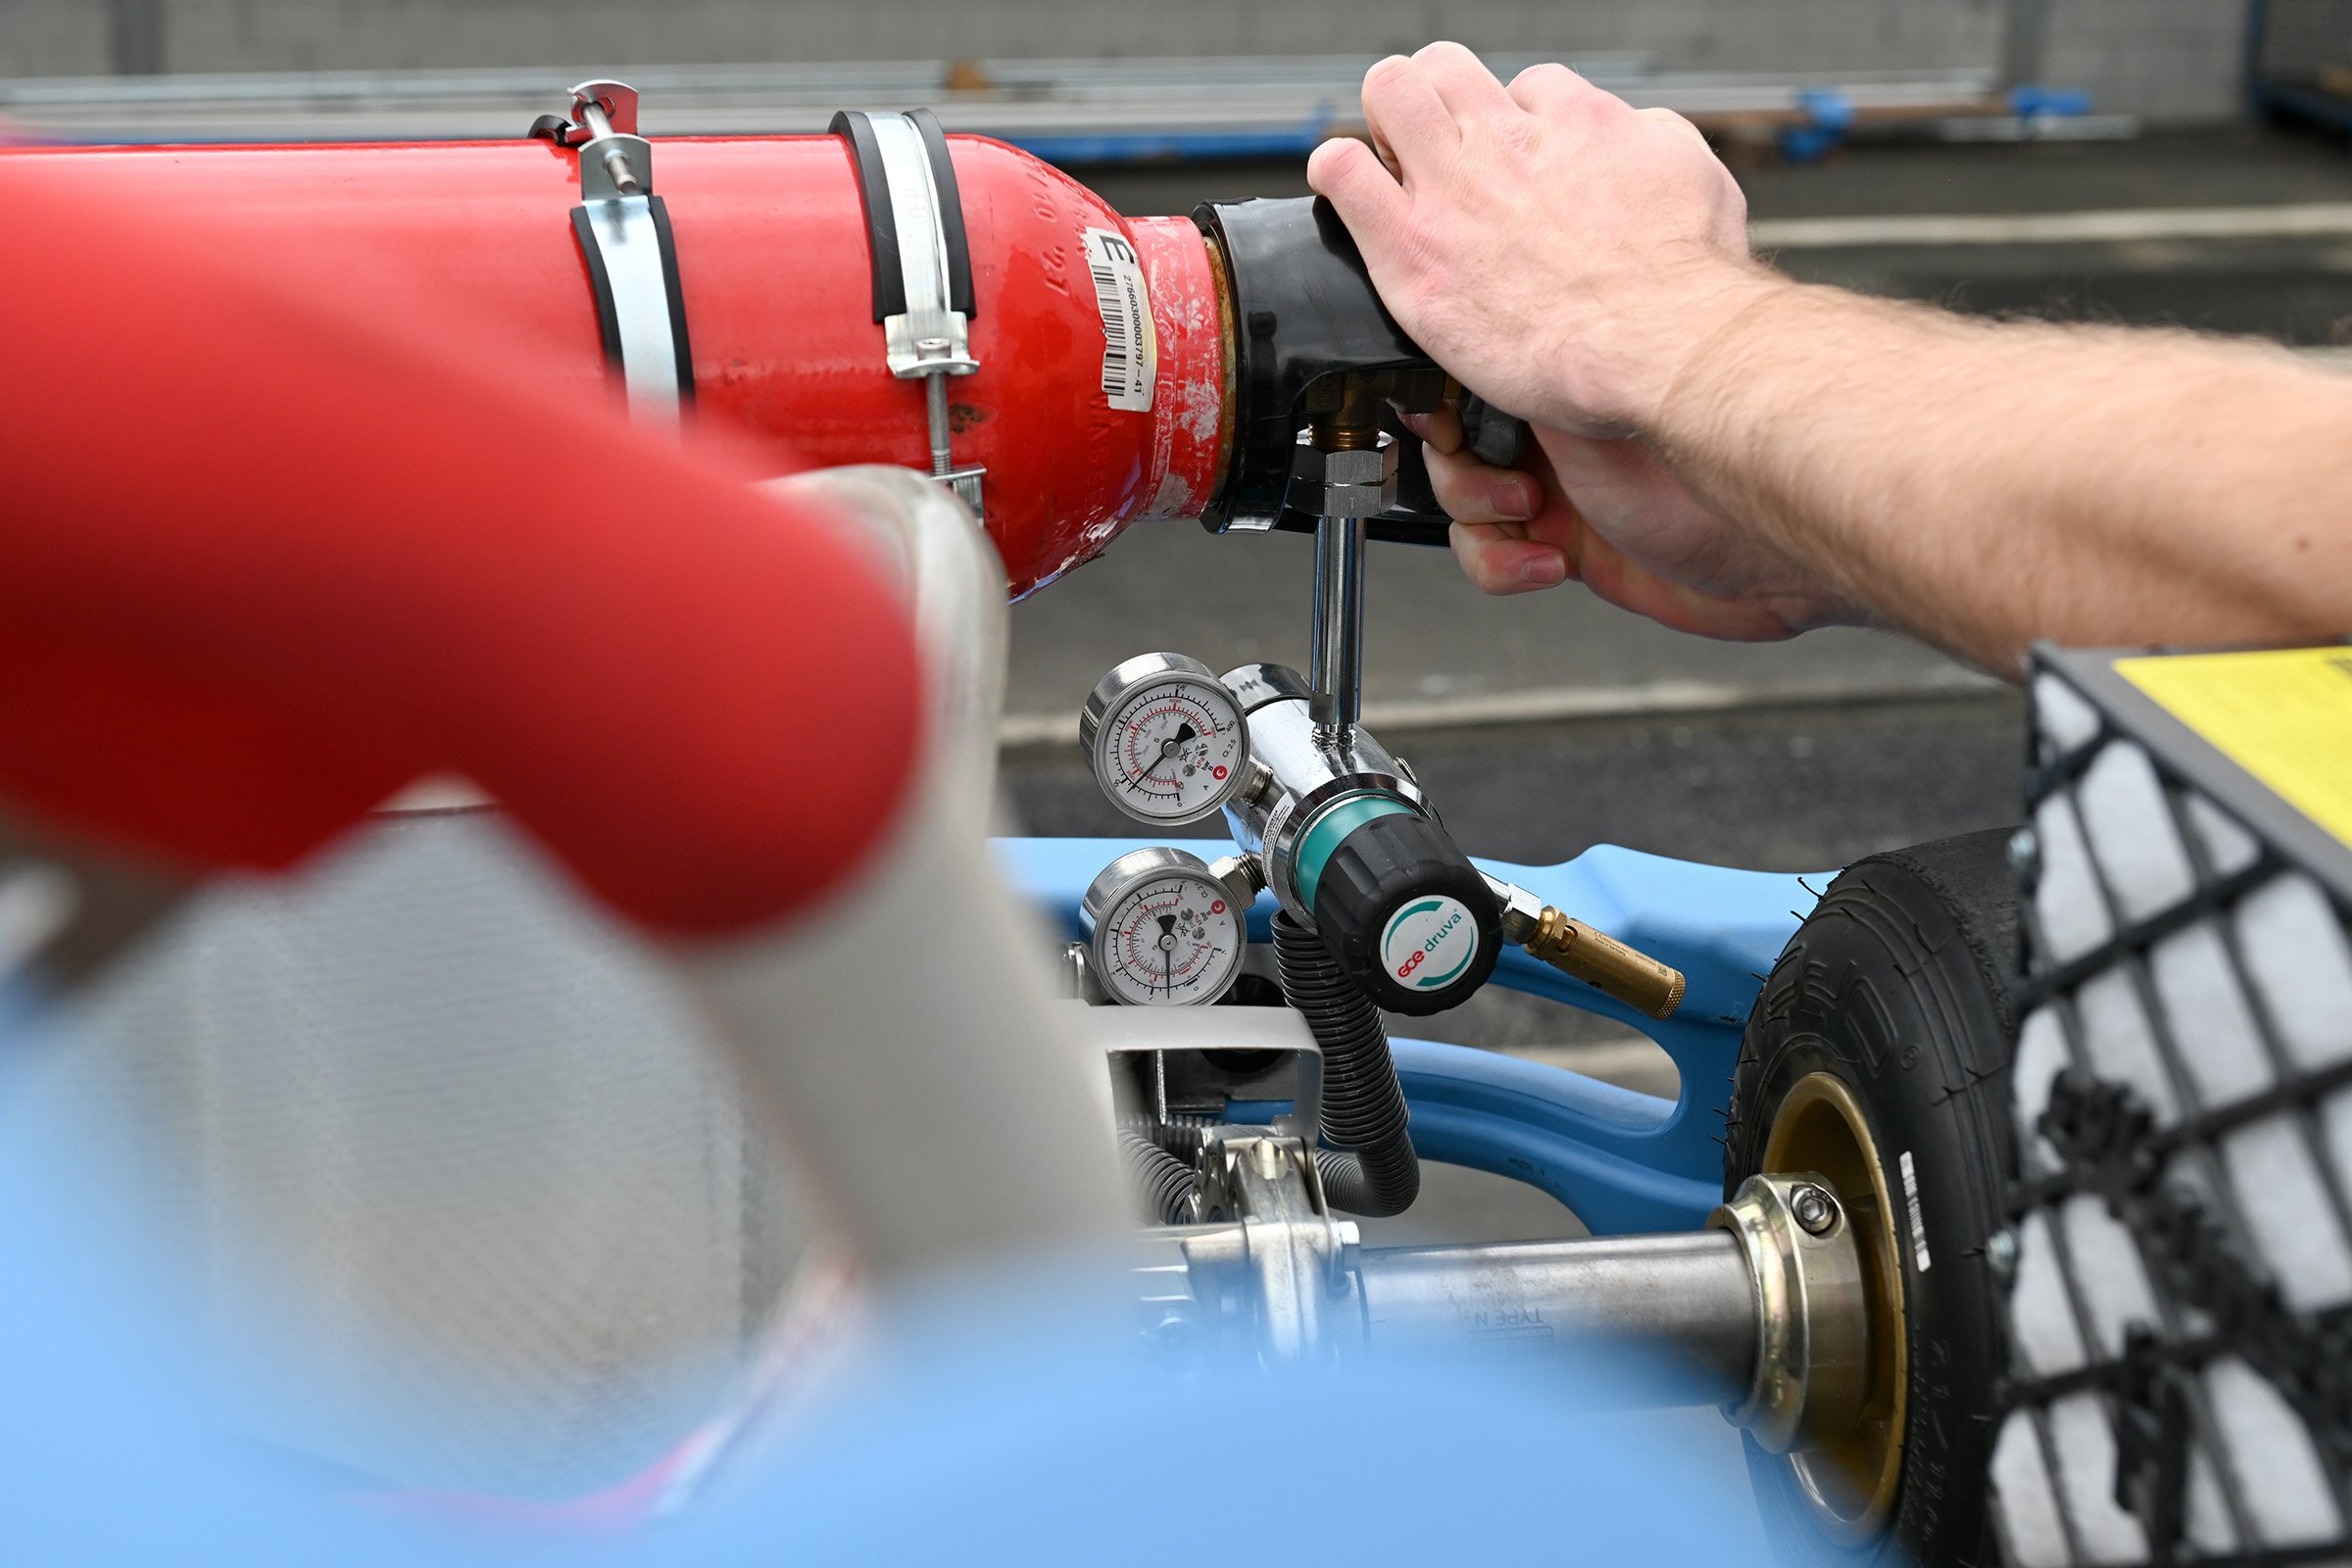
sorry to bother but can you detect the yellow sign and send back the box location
[2115,647,2352,850]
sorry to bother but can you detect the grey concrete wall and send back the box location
[0,1,2252,123]
[2041,0,2253,122]
[0,2,112,74]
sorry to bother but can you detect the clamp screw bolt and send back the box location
[1789,1184,1839,1236]
[1148,1309,1195,1352]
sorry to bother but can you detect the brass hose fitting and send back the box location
[1524,907,1688,1019]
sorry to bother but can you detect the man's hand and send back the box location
[1306,43,1767,435]
[1409,404,1863,640]
[1305,46,1855,638]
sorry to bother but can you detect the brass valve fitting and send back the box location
[1525,907,1688,1019]
[1483,874,1687,1018]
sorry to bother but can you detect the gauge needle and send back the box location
[1157,912,1178,996]
[1125,721,1200,796]
[1150,721,1199,774]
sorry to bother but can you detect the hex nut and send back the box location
[1489,879,1544,945]
[1288,435,1401,518]
[1292,442,1396,487]
[1789,1185,1840,1236]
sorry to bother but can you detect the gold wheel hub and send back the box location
[1754,1071,1908,1546]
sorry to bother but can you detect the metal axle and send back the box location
[1354,1229,1757,1405]
[1155,1167,1871,1442]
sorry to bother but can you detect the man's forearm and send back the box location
[1308,48,2352,662]
[1648,272,2352,669]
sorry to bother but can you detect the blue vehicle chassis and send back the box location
[999,836,1826,1236]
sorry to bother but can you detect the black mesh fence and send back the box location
[1991,646,2352,1567]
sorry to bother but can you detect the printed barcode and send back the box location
[1082,226,1153,413]
[1091,263,1131,393]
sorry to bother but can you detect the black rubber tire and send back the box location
[1726,828,2021,1568]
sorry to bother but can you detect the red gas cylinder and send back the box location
[1,128,1227,599]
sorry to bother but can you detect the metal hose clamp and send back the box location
[530,80,696,426]
[830,109,985,522]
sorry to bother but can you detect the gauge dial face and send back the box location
[1086,658,1250,825]
[1093,867,1248,1006]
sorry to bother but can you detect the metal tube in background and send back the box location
[1309,513,1365,742]
[693,466,1129,1281]
[1352,1229,1757,1406]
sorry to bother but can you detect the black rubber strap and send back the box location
[829,110,906,323]
[647,194,698,406]
[566,194,697,408]
[569,204,625,368]
[828,108,977,324]
[906,108,975,319]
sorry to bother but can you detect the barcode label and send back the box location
[1082,227,1156,413]
[1899,1149,1932,1272]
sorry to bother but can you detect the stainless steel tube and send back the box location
[1353,1230,1757,1404]
[1309,514,1365,741]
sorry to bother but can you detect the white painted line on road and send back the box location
[385,674,2008,816]
[1751,203,2352,251]
[997,668,2007,750]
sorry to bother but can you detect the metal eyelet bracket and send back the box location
[529,80,695,427]
[829,109,985,524]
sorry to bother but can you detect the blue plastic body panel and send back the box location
[997,836,1825,1235]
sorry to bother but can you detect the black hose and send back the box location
[1272,910,1419,1217]
[1118,1128,1199,1225]
[1125,1111,1217,1162]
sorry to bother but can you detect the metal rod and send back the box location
[1309,512,1365,744]
[926,373,954,477]
[574,101,642,195]
[600,145,642,196]
[1352,1230,1757,1406]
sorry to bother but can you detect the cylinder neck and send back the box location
[1124,215,1232,524]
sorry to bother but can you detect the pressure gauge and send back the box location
[1079,653,1251,825]
[1081,848,1250,1007]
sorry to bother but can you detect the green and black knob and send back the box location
[1293,795,1502,1014]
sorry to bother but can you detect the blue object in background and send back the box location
[1006,113,1334,167]
[1779,82,2094,164]
[2009,84,2094,121]
[1780,88,1856,163]
[0,986,481,1564]
[672,1276,1767,1566]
